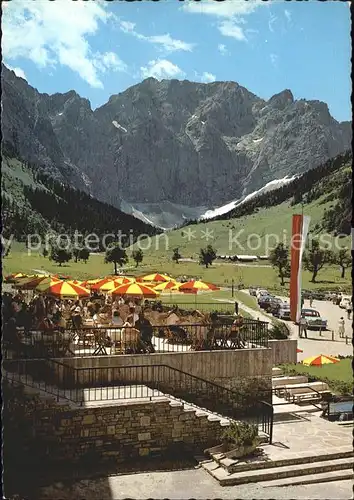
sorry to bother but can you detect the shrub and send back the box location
[269,321,290,340]
[221,422,259,448]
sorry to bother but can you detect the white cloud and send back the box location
[120,20,136,33]
[119,20,194,53]
[218,43,229,56]
[182,0,268,43]
[201,72,216,83]
[182,0,264,18]
[140,59,186,80]
[268,13,277,33]
[2,0,126,88]
[93,52,127,74]
[284,9,292,22]
[219,20,246,41]
[6,64,27,80]
[270,53,279,68]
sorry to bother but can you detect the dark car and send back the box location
[258,295,273,309]
[266,297,283,315]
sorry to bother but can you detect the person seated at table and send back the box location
[111,310,124,327]
[16,303,33,334]
[3,317,24,352]
[118,296,125,306]
[127,306,139,326]
[37,316,54,331]
[135,311,155,353]
[72,307,83,329]
[52,309,67,329]
[231,314,245,348]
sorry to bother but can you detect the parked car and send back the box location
[266,297,283,315]
[298,308,327,330]
[249,286,259,296]
[339,296,351,309]
[277,303,291,320]
[256,288,269,299]
[258,295,273,309]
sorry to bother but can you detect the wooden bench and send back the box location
[272,376,308,395]
[293,390,331,404]
[284,382,330,402]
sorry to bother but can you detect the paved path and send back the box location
[38,469,353,499]
[224,292,353,359]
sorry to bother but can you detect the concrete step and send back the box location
[202,456,353,486]
[213,449,354,474]
[262,468,354,487]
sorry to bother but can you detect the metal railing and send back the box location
[151,301,237,314]
[2,358,78,404]
[3,359,273,442]
[4,320,269,359]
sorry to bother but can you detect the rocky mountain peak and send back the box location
[268,89,294,110]
[1,66,351,228]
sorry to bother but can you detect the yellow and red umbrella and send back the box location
[302,354,340,366]
[38,280,90,298]
[137,273,173,283]
[110,282,159,298]
[99,277,133,292]
[90,277,117,290]
[81,278,102,288]
[5,272,28,282]
[15,275,60,290]
[177,280,220,294]
[154,280,180,292]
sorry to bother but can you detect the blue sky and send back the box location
[2,0,351,121]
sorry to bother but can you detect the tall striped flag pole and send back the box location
[290,214,311,323]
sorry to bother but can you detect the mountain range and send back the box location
[1,64,351,228]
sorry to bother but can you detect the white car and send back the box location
[340,297,352,309]
[256,289,269,299]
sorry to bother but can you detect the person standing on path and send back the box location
[299,315,308,338]
[309,294,314,307]
[346,302,352,320]
[338,317,345,338]
[234,301,239,315]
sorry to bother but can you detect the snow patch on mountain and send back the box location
[112,121,127,132]
[200,174,298,220]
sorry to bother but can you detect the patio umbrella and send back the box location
[5,272,28,283]
[302,354,340,366]
[15,275,60,290]
[154,280,180,291]
[98,277,133,292]
[81,278,102,288]
[177,280,220,293]
[38,280,90,298]
[109,282,159,298]
[137,273,173,283]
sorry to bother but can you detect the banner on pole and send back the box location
[290,214,311,322]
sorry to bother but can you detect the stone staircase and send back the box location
[200,447,354,487]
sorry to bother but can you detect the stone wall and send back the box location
[4,381,225,470]
[269,339,297,365]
